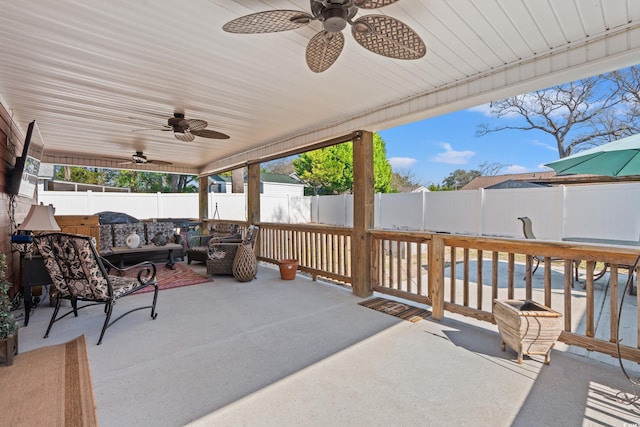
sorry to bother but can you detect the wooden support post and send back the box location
[352,130,374,298]
[429,235,445,320]
[198,175,208,220]
[247,163,261,225]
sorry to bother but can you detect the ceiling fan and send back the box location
[119,151,172,166]
[133,112,230,142]
[222,0,426,73]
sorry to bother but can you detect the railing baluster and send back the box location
[586,261,595,337]
[450,246,457,303]
[492,251,498,301]
[508,253,514,299]
[477,249,483,310]
[463,248,469,307]
[544,256,552,308]
[610,264,619,343]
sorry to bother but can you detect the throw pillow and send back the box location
[151,232,167,246]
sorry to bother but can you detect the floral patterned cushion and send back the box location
[99,224,114,253]
[34,233,155,302]
[112,223,146,247]
[34,233,111,301]
[144,222,175,245]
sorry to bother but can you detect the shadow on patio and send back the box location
[15,261,640,426]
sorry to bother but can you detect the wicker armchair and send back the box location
[207,225,259,276]
[186,223,241,264]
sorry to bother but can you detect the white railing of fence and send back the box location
[39,182,640,241]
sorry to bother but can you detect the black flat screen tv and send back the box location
[8,120,43,198]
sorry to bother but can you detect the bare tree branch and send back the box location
[476,66,639,158]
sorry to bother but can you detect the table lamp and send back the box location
[12,203,61,252]
[17,203,61,233]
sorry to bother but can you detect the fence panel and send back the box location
[563,183,640,240]
[376,192,424,230]
[39,182,640,241]
[482,187,564,239]
[424,190,482,234]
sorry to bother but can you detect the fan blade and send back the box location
[131,128,172,133]
[148,159,173,165]
[191,129,231,140]
[353,0,399,8]
[351,15,426,60]
[306,31,344,73]
[186,119,208,131]
[174,130,196,142]
[223,10,313,34]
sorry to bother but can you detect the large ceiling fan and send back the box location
[133,112,230,142]
[222,0,426,73]
[119,151,172,166]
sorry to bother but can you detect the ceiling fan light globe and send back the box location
[290,14,311,25]
[353,20,371,33]
[322,8,348,32]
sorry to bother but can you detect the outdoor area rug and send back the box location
[358,297,432,323]
[0,335,98,426]
[118,262,210,293]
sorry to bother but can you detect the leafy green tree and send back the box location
[293,133,393,195]
[391,169,425,193]
[428,183,450,191]
[54,166,197,192]
[442,169,481,190]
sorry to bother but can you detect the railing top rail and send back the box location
[368,229,640,265]
[259,222,352,234]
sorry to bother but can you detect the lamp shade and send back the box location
[17,203,60,232]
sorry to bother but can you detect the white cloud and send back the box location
[431,143,475,165]
[530,139,557,152]
[388,157,417,169]
[504,165,529,174]
[539,163,555,170]
[467,103,492,116]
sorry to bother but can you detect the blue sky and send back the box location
[378,105,559,186]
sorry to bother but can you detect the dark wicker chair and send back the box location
[186,223,241,264]
[33,232,159,345]
[207,225,259,276]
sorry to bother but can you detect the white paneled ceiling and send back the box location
[1,0,639,176]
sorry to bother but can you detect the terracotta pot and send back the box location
[278,259,298,280]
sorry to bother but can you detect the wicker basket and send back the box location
[492,299,562,365]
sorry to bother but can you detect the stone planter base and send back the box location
[0,330,19,367]
[493,299,562,365]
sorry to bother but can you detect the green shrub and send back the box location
[0,253,18,339]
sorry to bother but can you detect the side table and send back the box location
[21,254,53,326]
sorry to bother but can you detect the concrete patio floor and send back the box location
[14,261,640,426]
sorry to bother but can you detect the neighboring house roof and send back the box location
[208,173,303,185]
[485,180,549,189]
[260,172,301,185]
[462,172,556,190]
[462,171,640,190]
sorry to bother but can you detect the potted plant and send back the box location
[0,253,18,366]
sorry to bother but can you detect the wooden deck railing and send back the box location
[257,223,352,285]
[257,223,640,362]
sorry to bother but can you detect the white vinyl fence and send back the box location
[39,182,640,241]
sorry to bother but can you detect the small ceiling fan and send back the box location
[222,0,426,73]
[133,112,230,142]
[119,151,172,166]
